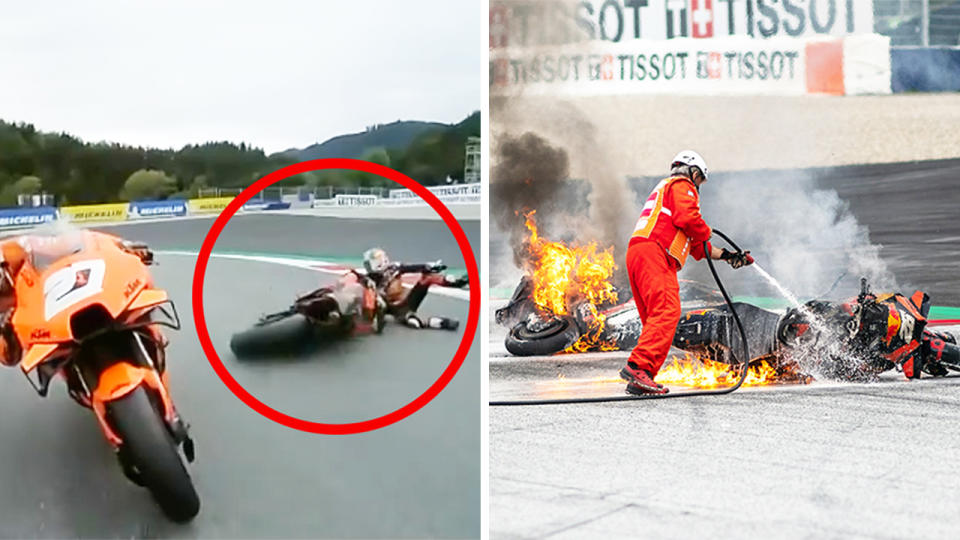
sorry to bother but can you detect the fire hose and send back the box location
[488,230,752,406]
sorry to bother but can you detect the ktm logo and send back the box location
[30,328,50,340]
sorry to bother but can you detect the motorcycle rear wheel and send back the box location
[229,314,315,357]
[108,387,200,522]
[505,317,579,356]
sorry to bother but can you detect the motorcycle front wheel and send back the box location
[108,386,200,522]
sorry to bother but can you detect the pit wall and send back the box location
[490,34,893,96]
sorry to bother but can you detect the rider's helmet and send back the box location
[671,150,708,181]
[363,248,390,274]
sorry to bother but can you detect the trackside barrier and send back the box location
[59,203,128,223]
[242,201,292,211]
[128,199,187,219]
[388,183,481,200]
[312,192,480,209]
[0,186,481,229]
[188,197,234,214]
[490,35,892,96]
[0,207,57,228]
[891,47,960,92]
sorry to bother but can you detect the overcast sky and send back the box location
[0,0,480,153]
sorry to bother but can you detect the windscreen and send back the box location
[22,233,87,272]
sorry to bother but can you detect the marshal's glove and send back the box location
[720,248,754,270]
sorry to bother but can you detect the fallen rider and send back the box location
[362,247,469,330]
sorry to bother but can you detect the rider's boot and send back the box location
[426,316,459,331]
[403,313,425,329]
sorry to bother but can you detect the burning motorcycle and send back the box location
[675,278,960,381]
[229,268,386,357]
[8,230,198,522]
[500,274,960,382]
[496,275,722,356]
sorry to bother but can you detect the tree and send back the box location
[0,175,43,206]
[120,169,177,201]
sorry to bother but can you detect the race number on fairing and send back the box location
[43,259,106,321]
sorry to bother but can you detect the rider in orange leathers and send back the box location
[619,151,754,395]
[362,248,468,331]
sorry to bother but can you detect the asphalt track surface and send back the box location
[0,213,479,538]
[490,160,960,538]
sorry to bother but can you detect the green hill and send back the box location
[280,120,447,161]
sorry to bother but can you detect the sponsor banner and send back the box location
[333,194,379,207]
[491,37,810,95]
[60,203,128,223]
[243,201,292,212]
[389,183,481,200]
[0,206,58,229]
[188,197,234,214]
[491,0,873,47]
[380,194,482,206]
[128,199,188,219]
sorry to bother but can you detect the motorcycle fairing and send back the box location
[19,287,172,374]
[91,361,175,447]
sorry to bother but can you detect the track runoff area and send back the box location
[0,212,480,538]
[489,159,960,538]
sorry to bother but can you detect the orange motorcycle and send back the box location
[229,268,386,357]
[8,230,199,522]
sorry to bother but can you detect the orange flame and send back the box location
[656,352,805,387]
[521,211,618,351]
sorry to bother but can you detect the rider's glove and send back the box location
[122,240,154,265]
[720,248,754,270]
[428,260,447,273]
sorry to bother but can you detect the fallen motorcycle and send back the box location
[496,276,722,356]
[500,273,960,382]
[229,268,386,357]
[675,278,960,381]
[10,231,199,522]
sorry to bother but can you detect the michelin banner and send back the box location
[0,206,57,229]
[60,203,128,223]
[129,199,187,219]
[188,197,234,214]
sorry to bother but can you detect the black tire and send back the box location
[108,387,199,522]
[505,317,580,356]
[229,314,315,357]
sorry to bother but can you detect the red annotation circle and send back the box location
[191,159,479,434]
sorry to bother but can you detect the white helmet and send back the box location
[363,248,389,273]
[671,150,708,180]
